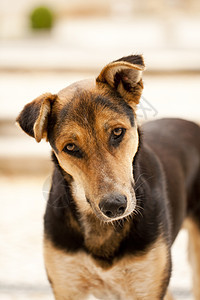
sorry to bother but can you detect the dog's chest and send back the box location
[44,238,168,300]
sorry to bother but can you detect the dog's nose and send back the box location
[99,194,127,218]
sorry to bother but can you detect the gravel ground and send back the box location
[0,175,194,299]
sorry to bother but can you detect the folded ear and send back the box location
[16,93,56,142]
[96,55,145,105]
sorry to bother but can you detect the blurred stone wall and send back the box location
[1,0,200,38]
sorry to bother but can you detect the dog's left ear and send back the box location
[16,93,56,142]
[96,55,145,105]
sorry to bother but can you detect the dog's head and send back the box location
[17,55,145,222]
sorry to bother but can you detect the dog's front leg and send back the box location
[43,238,102,300]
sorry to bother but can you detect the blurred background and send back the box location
[0,0,200,299]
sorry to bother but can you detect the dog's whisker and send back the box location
[134,175,155,193]
[134,172,146,186]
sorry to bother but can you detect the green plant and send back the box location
[30,6,54,30]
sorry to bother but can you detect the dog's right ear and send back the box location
[96,55,145,106]
[16,93,56,142]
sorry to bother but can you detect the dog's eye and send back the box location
[113,128,123,137]
[110,128,126,147]
[63,143,83,158]
[65,144,77,152]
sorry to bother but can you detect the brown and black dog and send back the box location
[17,55,200,300]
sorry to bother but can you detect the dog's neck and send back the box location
[79,213,131,260]
[63,178,132,259]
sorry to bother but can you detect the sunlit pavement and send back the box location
[0,176,54,300]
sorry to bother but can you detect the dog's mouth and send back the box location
[87,191,136,223]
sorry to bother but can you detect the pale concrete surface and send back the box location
[0,175,54,299]
[1,10,200,74]
[1,16,200,72]
[0,175,194,299]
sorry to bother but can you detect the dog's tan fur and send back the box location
[184,219,200,299]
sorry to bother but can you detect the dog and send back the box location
[17,55,200,300]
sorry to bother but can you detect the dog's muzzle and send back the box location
[99,193,127,219]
